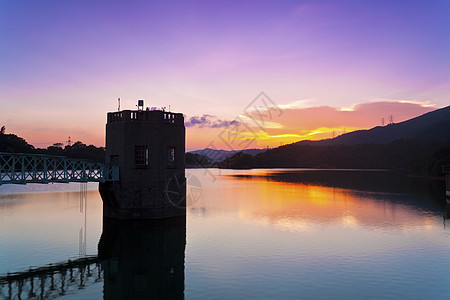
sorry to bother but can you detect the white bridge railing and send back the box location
[0,152,119,185]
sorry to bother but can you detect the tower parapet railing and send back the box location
[107,109,183,124]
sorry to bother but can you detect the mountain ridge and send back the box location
[188,147,269,162]
[295,105,450,146]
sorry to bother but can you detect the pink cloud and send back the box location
[256,101,435,134]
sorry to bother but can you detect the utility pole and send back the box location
[381,118,385,126]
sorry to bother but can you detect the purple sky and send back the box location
[1,0,449,148]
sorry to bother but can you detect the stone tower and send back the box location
[99,103,186,219]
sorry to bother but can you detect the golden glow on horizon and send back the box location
[187,124,366,149]
[214,125,364,148]
[305,126,361,137]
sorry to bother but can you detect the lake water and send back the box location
[1,169,449,299]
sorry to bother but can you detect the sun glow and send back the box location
[213,125,364,149]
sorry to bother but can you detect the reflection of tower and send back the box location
[99,100,186,219]
[98,216,186,299]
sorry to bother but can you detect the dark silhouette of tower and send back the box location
[99,102,186,219]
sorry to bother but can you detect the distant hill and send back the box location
[219,106,450,175]
[189,147,269,162]
[296,105,450,146]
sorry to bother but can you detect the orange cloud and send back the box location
[236,101,436,148]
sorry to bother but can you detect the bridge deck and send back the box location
[0,152,118,185]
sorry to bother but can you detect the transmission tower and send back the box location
[388,115,394,125]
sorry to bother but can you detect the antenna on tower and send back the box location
[67,136,72,146]
[118,98,121,111]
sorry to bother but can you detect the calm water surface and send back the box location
[0,169,449,299]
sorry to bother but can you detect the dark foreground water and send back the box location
[0,169,449,299]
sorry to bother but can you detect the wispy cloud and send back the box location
[185,114,241,128]
[368,98,436,108]
[277,99,315,110]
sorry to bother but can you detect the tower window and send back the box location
[135,146,148,168]
[167,147,176,168]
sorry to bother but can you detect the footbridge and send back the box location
[0,152,119,185]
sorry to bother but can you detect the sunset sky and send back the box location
[1,0,449,151]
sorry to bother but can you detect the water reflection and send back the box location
[192,169,447,232]
[1,170,450,299]
[98,216,186,300]
[232,170,445,211]
[185,170,450,299]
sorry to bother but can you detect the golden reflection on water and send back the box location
[189,169,441,233]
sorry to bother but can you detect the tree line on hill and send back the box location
[0,128,105,162]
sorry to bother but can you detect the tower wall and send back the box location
[99,109,186,219]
